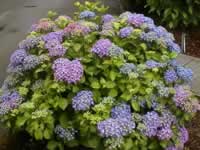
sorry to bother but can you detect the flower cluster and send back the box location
[164,69,178,83]
[145,60,165,69]
[119,26,133,38]
[0,91,23,115]
[72,90,94,111]
[64,22,91,37]
[91,39,112,57]
[52,58,83,83]
[10,49,27,66]
[102,14,115,23]
[18,37,41,50]
[120,63,136,75]
[54,125,76,141]
[79,10,96,19]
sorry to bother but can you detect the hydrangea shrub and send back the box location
[0,1,199,150]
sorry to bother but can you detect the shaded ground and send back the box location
[173,29,200,58]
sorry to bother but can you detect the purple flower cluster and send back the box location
[102,14,115,23]
[120,63,136,75]
[145,60,165,69]
[173,86,190,107]
[141,32,159,42]
[164,39,181,53]
[111,103,132,120]
[79,10,96,19]
[108,44,124,57]
[23,55,41,70]
[141,111,174,140]
[119,27,133,38]
[45,39,67,57]
[127,13,153,26]
[42,31,63,43]
[54,125,76,141]
[179,127,189,144]
[164,69,178,83]
[10,49,27,66]
[52,58,83,84]
[91,39,112,57]
[97,118,135,138]
[18,37,41,50]
[166,146,177,150]
[0,91,23,115]
[72,90,94,111]
[176,66,193,82]
[64,22,91,37]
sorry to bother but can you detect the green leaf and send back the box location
[18,87,29,96]
[44,128,51,139]
[16,116,27,127]
[58,98,69,110]
[131,101,140,112]
[109,71,117,81]
[108,89,118,97]
[47,141,64,150]
[34,129,43,140]
[91,80,101,89]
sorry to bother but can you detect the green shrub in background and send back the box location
[0,1,199,150]
[121,0,200,29]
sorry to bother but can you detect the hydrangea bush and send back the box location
[0,1,199,150]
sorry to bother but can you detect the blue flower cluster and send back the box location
[18,37,41,50]
[102,14,115,23]
[164,69,178,83]
[176,66,193,82]
[145,60,165,69]
[119,26,134,38]
[108,44,124,57]
[79,10,96,19]
[54,125,76,141]
[0,91,23,115]
[120,63,136,75]
[72,90,94,111]
[111,103,132,120]
[23,55,41,70]
[10,49,27,66]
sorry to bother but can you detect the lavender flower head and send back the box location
[79,10,96,19]
[72,90,94,111]
[42,31,63,43]
[52,58,83,84]
[108,44,124,57]
[164,39,181,53]
[120,63,136,75]
[102,14,115,23]
[18,37,41,50]
[54,125,76,141]
[97,118,135,138]
[23,55,41,70]
[173,86,190,107]
[157,126,173,140]
[119,12,133,21]
[141,111,161,137]
[128,13,145,27]
[145,60,165,69]
[179,127,189,144]
[164,69,178,83]
[10,49,27,66]
[0,91,23,115]
[91,39,112,57]
[111,103,132,120]
[176,66,193,82]
[45,39,66,57]
[141,32,159,42]
[119,27,134,38]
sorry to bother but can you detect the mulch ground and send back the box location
[173,29,200,58]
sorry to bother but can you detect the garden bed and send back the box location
[173,28,200,58]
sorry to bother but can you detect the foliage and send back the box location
[0,1,199,150]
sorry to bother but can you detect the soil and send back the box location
[173,29,200,58]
